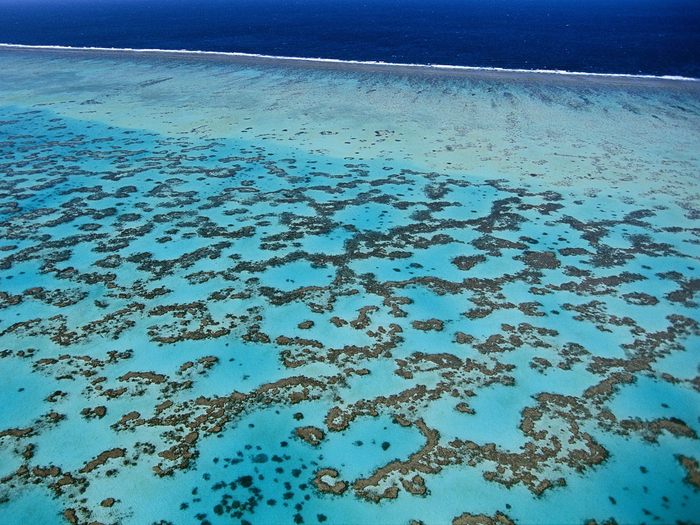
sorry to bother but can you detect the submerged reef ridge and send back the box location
[0,48,698,524]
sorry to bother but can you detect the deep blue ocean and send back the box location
[0,0,699,77]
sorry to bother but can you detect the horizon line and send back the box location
[1,43,699,83]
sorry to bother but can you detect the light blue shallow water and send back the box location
[0,48,699,524]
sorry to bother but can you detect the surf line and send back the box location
[1,43,698,82]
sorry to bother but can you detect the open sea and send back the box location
[0,1,699,525]
[1,0,699,77]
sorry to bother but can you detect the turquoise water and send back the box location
[0,48,699,524]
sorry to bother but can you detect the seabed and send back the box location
[0,47,699,524]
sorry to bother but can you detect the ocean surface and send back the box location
[0,46,699,524]
[0,0,699,77]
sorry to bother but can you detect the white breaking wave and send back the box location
[0,42,698,82]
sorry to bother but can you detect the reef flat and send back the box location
[0,47,699,524]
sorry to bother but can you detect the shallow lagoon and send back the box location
[0,48,699,524]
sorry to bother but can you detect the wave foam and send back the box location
[1,43,698,82]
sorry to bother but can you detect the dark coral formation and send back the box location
[0,102,698,524]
